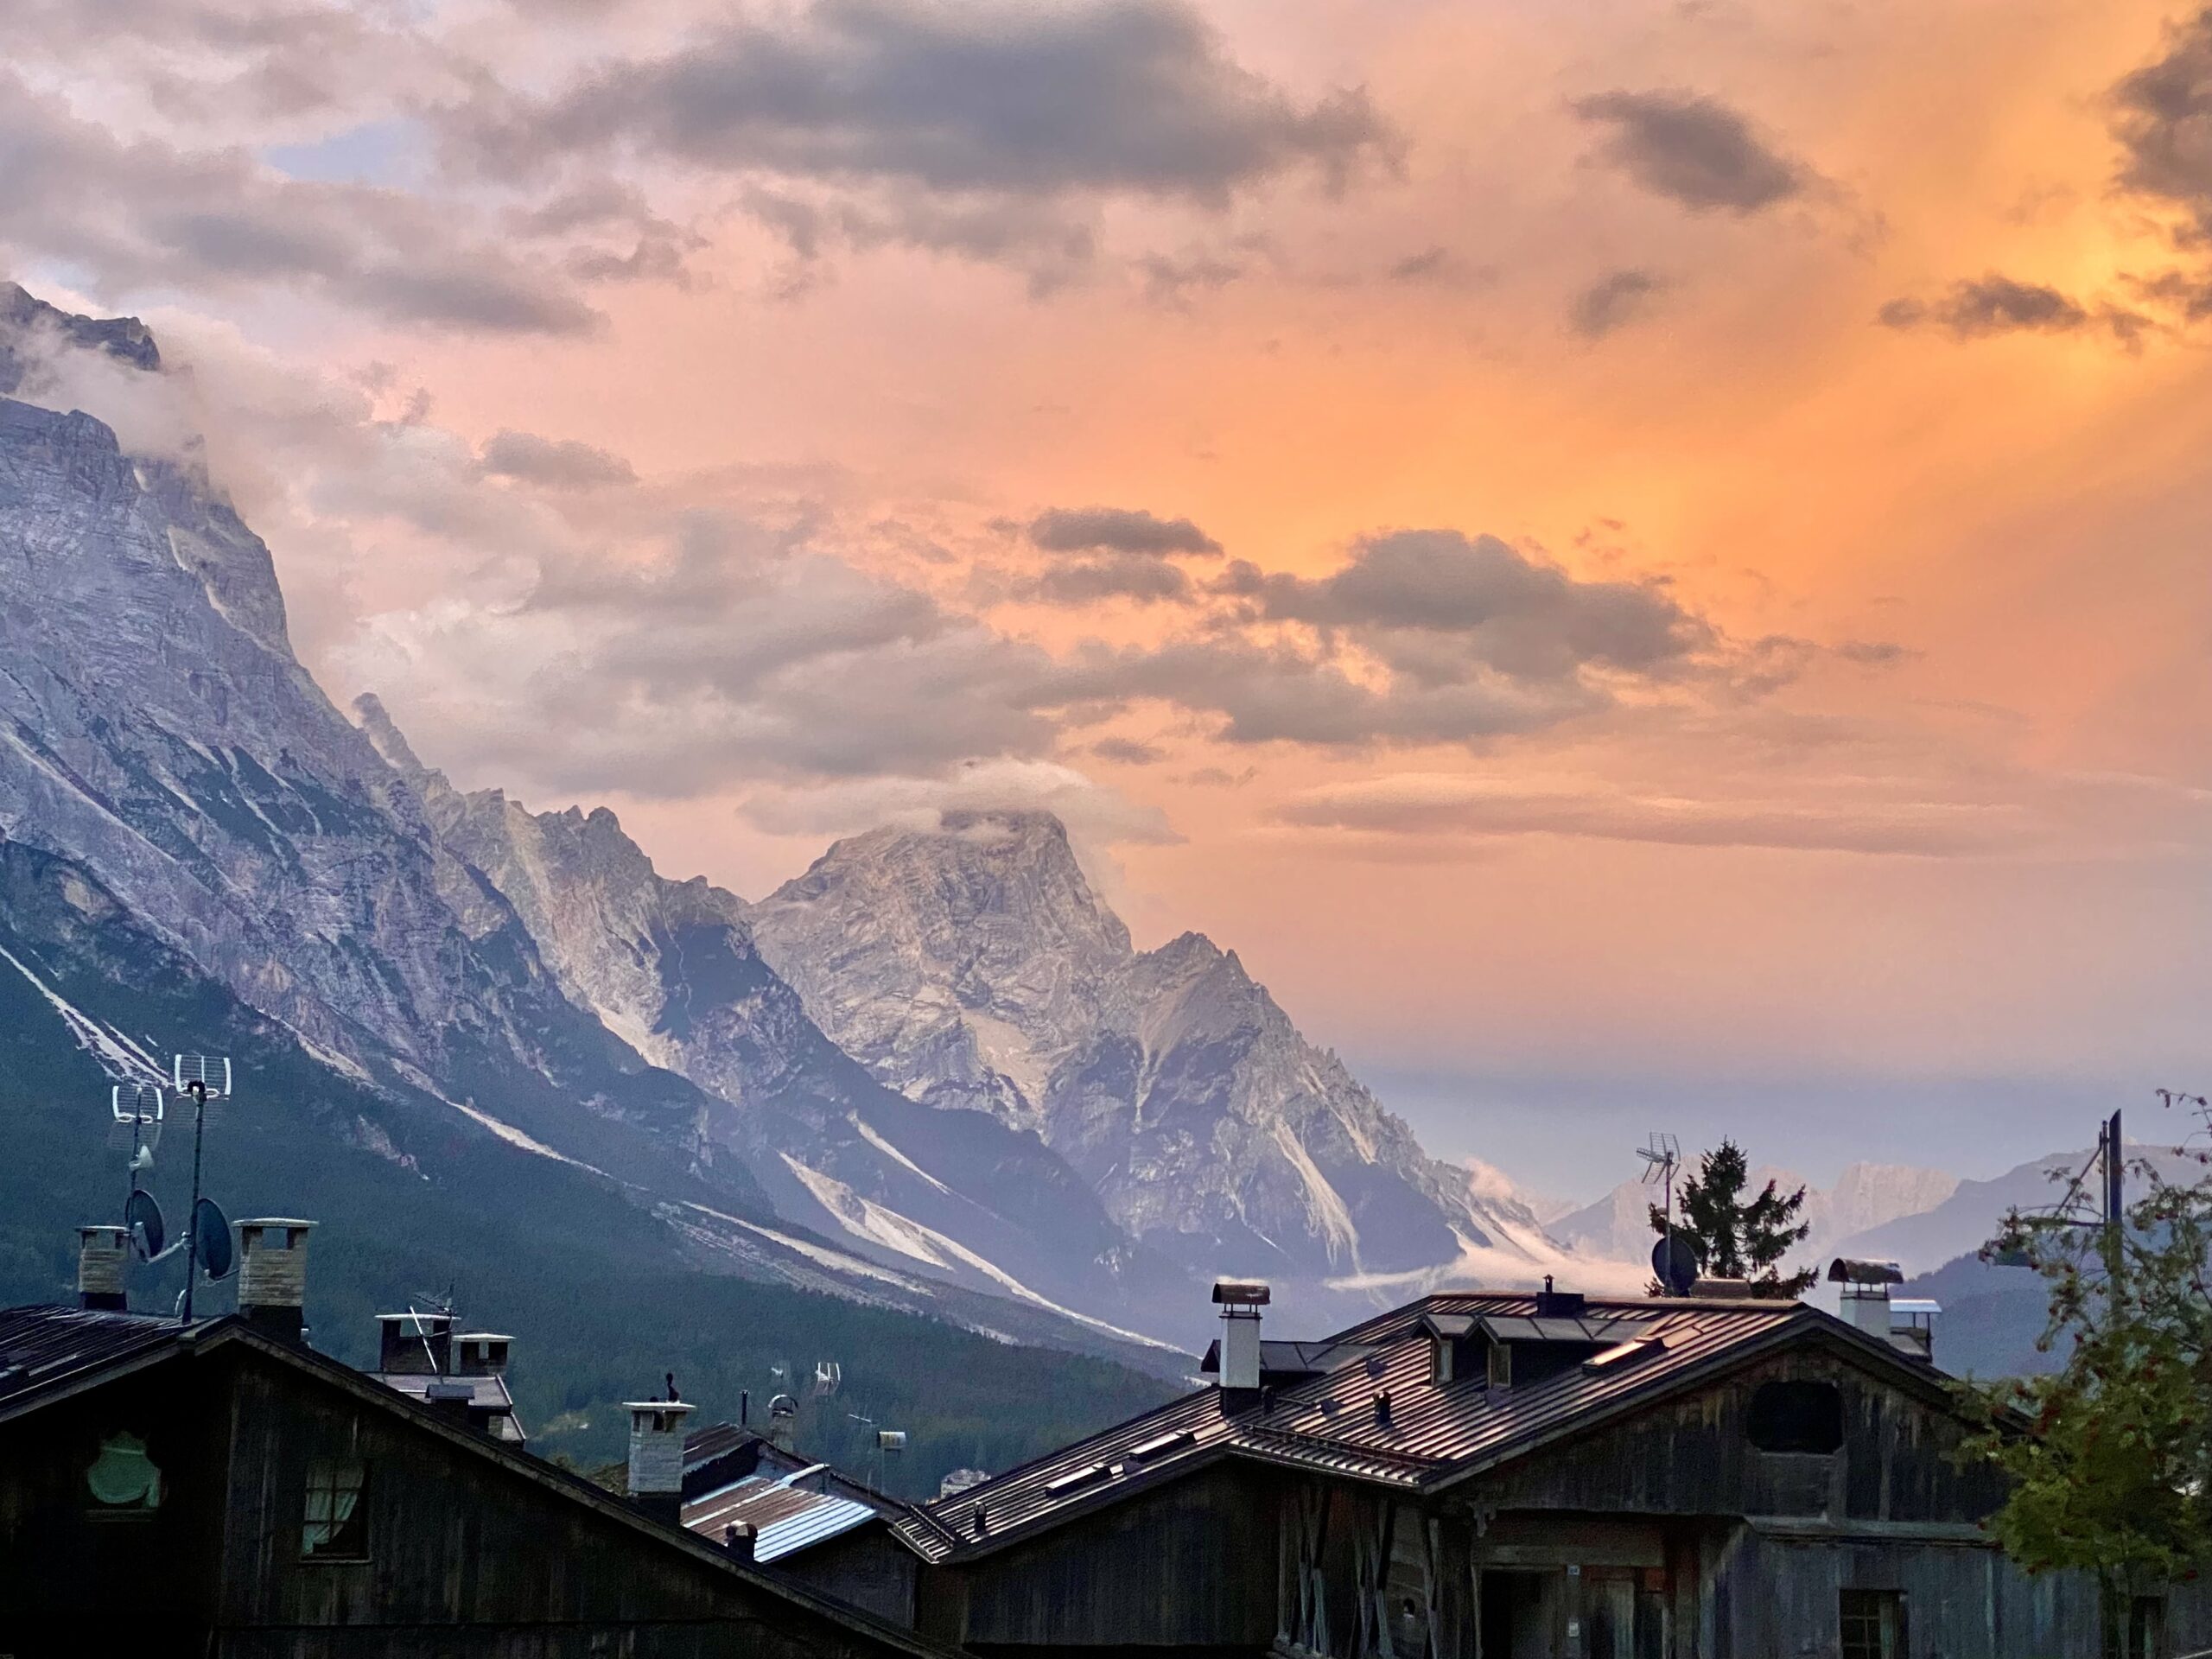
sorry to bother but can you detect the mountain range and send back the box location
[0,283,1548,1375]
[0,281,2138,1410]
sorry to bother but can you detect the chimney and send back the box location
[451,1332,512,1378]
[766,1392,798,1452]
[626,1397,695,1526]
[377,1311,454,1376]
[235,1219,315,1344]
[77,1225,129,1312]
[1826,1258,1903,1337]
[723,1522,757,1564]
[1211,1278,1269,1410]
[425,1377,474,1427]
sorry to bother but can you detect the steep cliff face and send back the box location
[359,712,1180,1338]
[0,301,747,1200]
[748,811,1548,1285]
[748,811,1130,1128]
[0,286,1188,1354]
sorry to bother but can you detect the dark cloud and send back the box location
[0,73,597,334]
[1089,736,1166,765]
[1027,505,1222,556]
[479,429,638,491]
[450,0,1394,207]
[1217,529,1713,685]
[2112,9,2212,235]
[1569,268,1668,338]
[1388,245,1491,287]
[1025,554,1194,606]
[1573,90,1806,214]
[1877,274,2145,346]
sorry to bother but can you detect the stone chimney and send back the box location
[235,1219,315,1344]
[451,1332,512,1378]
[626,1398,695,1526]
[377,1310,453,1376]
[1212,1278,1269,1410]
[77,1225,129,1312]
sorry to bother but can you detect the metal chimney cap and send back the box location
[1826,1257,1904,1286]
[1211,1278,1272,1306]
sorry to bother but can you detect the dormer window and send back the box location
[1488,1340,1512,1389]
[1421,1313,1478,1386]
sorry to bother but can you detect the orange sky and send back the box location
[12,0,2209,1188]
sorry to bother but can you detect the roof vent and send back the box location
[1373,1389,1393,1428]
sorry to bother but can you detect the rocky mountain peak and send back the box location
[0,282,161,394]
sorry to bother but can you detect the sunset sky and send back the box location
[9,0,2210,1195]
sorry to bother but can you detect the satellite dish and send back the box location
[1652,1234,1700,1296]
[193,1198,233,1280]
[125,1188,166,1262]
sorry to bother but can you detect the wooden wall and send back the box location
[0,1339,936,1659]
[920,1462,1281,1653]
[1470,1345,2008,1526]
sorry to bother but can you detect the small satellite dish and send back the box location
[193,1198,234,1280]
[125,1188,166,1262]
[1652,1234,1700,1296]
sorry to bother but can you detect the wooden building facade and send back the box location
[896,1288,2207,1659]
[0,1304,955,1659]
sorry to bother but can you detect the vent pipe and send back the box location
[766,1392,798,1452]
[77,1225,129,1312]
[1211,1278,1269,1409]
[626,1398,695,1525]
[723,1522,757,1564]
[235,1219,315,1344]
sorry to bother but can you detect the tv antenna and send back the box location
[810,1360,842,1400]
[111,1081,164,1205]
[172,1054,234,1323]
[1638,1133,1698,1294]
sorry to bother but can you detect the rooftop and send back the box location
[897,1289,1940,1563]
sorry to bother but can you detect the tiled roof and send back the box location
[896,1291,1928,1563]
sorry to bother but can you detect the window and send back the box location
[1840,1589,1907,1659]
[86,1432,162,1512]
[302,1458,370,1560]
[1748,1380,1845,1454]
[2105,1594,2164,1659]
[1487,1340,1512,1389]
[1432,1337,1455,1384]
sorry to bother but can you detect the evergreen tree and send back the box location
[1648,1138,1815,1298]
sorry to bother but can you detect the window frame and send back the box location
[1839,1587,1908,1659]
[301,1455,372,1563]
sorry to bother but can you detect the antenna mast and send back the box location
[172,1054,232,1323]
